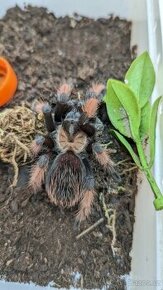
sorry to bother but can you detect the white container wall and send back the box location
[0,1,163,289]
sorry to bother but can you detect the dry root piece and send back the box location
[0,103,45,186]
[100,192,121,256]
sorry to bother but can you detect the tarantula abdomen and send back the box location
[46,151,85,208]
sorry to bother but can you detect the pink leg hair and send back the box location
[57,83,72,98]
[31,135,45,156]
[89,83,105,97]
[32,101,48,113]
[75,190,95,222]
[92,143,115,172]
[29,154,49,192]
[83,83,105,118]
[82,98,99,118]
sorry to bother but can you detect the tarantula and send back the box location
[29,83,116,223]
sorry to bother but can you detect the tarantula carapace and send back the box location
[29,83,115,223]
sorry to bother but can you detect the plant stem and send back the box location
[136,140,163,209]
[136,141,161,198]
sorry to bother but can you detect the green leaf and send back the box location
[149,96,162,168]
[140,101,151,139]
[105,79,132,138]
[111,129,142,169]
[110,79,141,141]
[125,51,155,107]
[103,94,106,102]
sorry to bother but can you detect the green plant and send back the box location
[104,51,163,210]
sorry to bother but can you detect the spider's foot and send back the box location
[42,103,55,132]
[31,135,45,156]
[92,143,121,182]
[57,83,72,102]
[86,83,105,99]
[92,142,114,169]
[32,101,47,113]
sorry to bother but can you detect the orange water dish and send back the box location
[0,57,18,106]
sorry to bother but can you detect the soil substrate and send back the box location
[0,6,137,289]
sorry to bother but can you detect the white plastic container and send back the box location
[0,1,163,289]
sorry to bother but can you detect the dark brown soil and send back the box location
[0,6,137,289]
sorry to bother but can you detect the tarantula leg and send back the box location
[82,83,105,118]
[42,103,55,132]
[76,158,95,223]
[29,154,49,192]
[57,83,72,102]
[82,97,99,118]
[32,100,55,132]
[86,83,105,99]
[76,189,95,224]
[92,142,115,171]
[31,134,54,156]
[32,100,47,113]
[31,135,45,156]
[54,83,73,122]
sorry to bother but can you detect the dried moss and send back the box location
[0,103,45,186]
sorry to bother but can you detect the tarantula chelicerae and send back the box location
[29,83,116,223]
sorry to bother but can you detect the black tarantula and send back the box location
[29,83,116,223]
